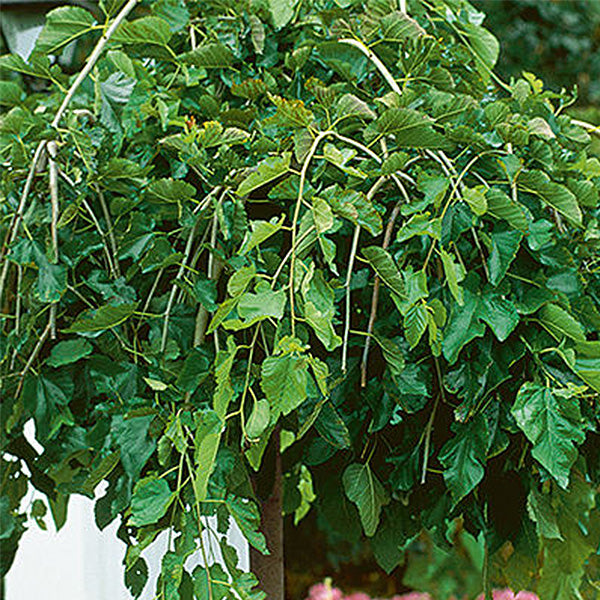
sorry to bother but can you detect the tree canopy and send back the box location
[1,0,599,598]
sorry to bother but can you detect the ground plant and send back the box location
[1,0,600,598]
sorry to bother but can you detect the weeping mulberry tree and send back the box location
[1,0,600,598]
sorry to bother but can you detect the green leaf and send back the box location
[315,403,351,449]
[518,170,582,227]
[182,43,234,68]
[302,269,341,351]
[23,371,73,440]
[364,108,449,149]
[539,304,586,342]
[485,187,528,232]
[439,415,488,501]
[147,178,195,203]
[113,16,173,48]
[238,216,285,255]
[176,348,210,393]
[34,6,95,54]
[511,383,585,488]
[335,93,377,120]
[246,399,271,439]
[463,186,487,216]
[442,288,485,364]
[111,415,156,480]
[381,10,426,41]
[363,247,405,299]
[226,497,268,554]
[47,339,93,367]
[261,350,309,417]
[457,22,499,81]
[440,249,465,305]
[327,189,382,235]
[343,463,390,537]
[479,290,519,342]
[36,263,67,303]
[487,229,522,286]
[269,0,296,29]
[404,303,428,348]
[65,302,138,334]
[237,154,291,197]
[237,287,287,322]
[193,410,223,501]
[129,477,174,527]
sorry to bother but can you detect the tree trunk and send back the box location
[250,442,284,600]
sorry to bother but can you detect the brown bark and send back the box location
[250,443,284,600]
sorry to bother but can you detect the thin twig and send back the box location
[60,170,117,277]
[571,118,600,137]
[94,184,121,278]
[290,131,334,336]
[14,323,51,399]
[342,225,361,373]
[0,142,46,307]
[193,205,224,349]
[360,178,410,387]
[421,357,445,484]
[48,141,59,339]
[338,38,402,96]
[161,189,220,352]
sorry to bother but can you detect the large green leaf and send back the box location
[226,497,268,554]
[539,304,586,342]
[327,189,382,235]
[485,187,528,232]
[442,288,485,364]
[111,415,156,480]
[439,415,488,501]
[362,247,405,299]
[113,16,173,48]
[65,302,138,334]
[34,6,95,54]
[182,42,234,68]
[129,477,174,527]
[511,383,585,488]
[193,410,223,501]
[518,170,582,226]
[487,229,522,286]
[261,349,309,416]
[343,463,390,537]
[364,108,449,148]
[237,154,291,197]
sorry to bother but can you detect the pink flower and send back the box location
[476,590,539,600]
[343,593,371,600]
[306,582,343,600]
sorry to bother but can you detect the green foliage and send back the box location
[1,0,599,597]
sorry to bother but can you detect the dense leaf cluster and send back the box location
[1,0,600,597]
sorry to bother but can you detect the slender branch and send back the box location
[94,185,121,277]
[360,178,410,387]
[161,189,220,352]
[14,323,51,399]
[48,142,60,338]
[60,170,117,277]
[0,141,46,307]
[193,205,224,348]
[289,130,334,336]
[338,38,402,96]
[342,225,361,373]
[571,118,600,137]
